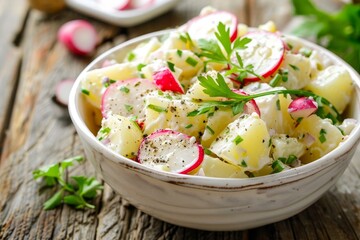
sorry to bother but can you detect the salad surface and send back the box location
[81,7,357,178]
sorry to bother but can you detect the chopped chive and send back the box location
[137,63,146,71]
[269,74,282,87]
[233,135,243,145]
[176,49,183,57]
[279,69,288,82]
[319,128,327,143]
[167,61,175,72]
[81,89,90,95]
[299,48,312,58]
[287,42,293,50]
[129,115,138,121]
[276,99,281,110]
[125,104,133,112]
[204,148,213,155]
[296,117,303,123]
[289,64,300,71]
[147,104,168,113]
[179,34,187,43]
[279,154,297,165]
[206,126,215,135]
[185,57,198,67]
[127,52,136,61]
[272,160,285,173]
[157,90,164,95]
[185,124,193,129]
[240,160,247,167]
[99,127,111,134]
[120,86,130,93]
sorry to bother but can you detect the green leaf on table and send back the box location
[43,190,63,210]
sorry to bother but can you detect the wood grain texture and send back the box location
[1,0,360,239]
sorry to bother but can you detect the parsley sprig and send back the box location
[197,22,262,82]
[189,72,341,123]
[188,22,342,123]
[33,156,103,210]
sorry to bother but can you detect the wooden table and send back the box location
[1,0,359,239]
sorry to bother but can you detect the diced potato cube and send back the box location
[200,155,247,178]
[271,134,305,160]
[143,93,207,139]
[243,83,296,134]
[210,113,271,171]
[97,114,143,159]
[279,52,312,90]
[294,114,344,163]
[201,108,238,148]
[125,37,161,63]
[305,65,353,113]
[149,49,203,78]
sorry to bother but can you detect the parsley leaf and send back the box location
[33,156,103,210]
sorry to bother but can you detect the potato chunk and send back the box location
[210,113,271,171]
[294,115,343,163]
[97,114,143,159]
[305,65,353,113]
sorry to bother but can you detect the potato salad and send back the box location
[81,8,357,178]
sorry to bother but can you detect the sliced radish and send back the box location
[288,97,318,119]
[137,129,204,174]
[101,78,157,119]
[232,30,285,81]
[185,11,238,42]
[232,89,261,117]
[58,20,97,56]
[130,0,154,9]
[96,0,130,10]
[55,79,75,106]
[153,68,185,94]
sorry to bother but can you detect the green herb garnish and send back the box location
[33,156,103,210]
[147,104,168,113]
[233,135,243,145]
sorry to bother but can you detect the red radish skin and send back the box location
[101,78,158,118]
[130,0,154,9]
[288,97,318,119]
[137,129,204,174]
[233,30,285,82]
[55,79,75,106]
[153,68,185,94]
[185,11,238,42]
[58,20,97,56]
[97,0,131,10]
[232,89,261,117]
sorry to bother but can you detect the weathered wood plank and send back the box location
[0,0,29,154]
[0,8,120,239]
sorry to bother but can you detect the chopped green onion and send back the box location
[185,124,193,129]
[233,135,243,145]
[206,126,215,135]
[120,86,130,93]
[81,89,90,95]
[269,74,282,87]
[289,64,300,71]
[137,63,146,71]
[125,105,133,112]
[147,104,168,113]
[185,57,198,67]
[167,61,175,72]
[176,49,183,57]
[272,160,285,173]
[299,48,312,58]
[240,160,247,167]
[127,52,136,61]
[319,128,327,143]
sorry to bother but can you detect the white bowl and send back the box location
[69,29,360,231]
